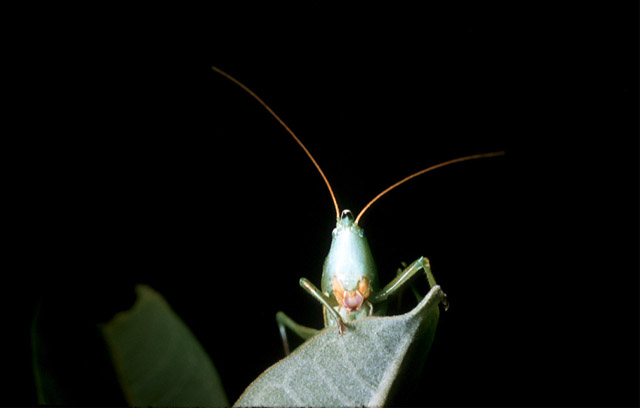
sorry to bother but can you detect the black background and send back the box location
[4,3,638,407]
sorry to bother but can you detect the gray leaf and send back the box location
[235,285,445,407]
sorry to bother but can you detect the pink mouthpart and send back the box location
[343,292,363,310]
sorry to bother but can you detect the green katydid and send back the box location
[212,66,503,355]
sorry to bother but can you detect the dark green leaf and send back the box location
[100,285,228,407]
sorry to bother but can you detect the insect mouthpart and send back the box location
[342,291,364,312]
[332,275,371,314]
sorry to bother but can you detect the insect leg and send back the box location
[365,300,374,316]
[275,311,319,356]
[299,278,347,334]
[396,261,423,303]
[370,256,449,309]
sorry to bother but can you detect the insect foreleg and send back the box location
[370,256,449,309]
[275,311,319,356]
[299,278,347,334]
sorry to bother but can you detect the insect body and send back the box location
[212,66,503,355]
[298,209,442,339]
[320,209,380,327]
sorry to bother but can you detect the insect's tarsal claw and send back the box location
[441,291,450,311]
[337,319,346,335]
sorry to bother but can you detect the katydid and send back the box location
[212,66,503,355]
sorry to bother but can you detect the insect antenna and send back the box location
[355,151,505,225]
[212,66,341,220]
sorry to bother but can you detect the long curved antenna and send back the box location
[355,151,505,225]
[212,66,341,219]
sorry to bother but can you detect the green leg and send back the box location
[299,278,347,334]
[398,261,424,303]
[393,261,423,308]
[365,300,374,316]
[371,256,449,309]
[275,311,319,356]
